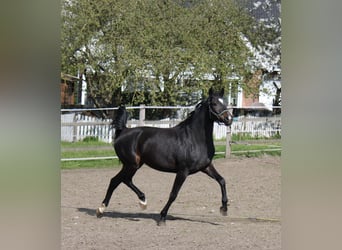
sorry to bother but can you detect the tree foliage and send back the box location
[61,0,273,116]
[237,0,281,97]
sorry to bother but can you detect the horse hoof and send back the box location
[96,209,103,218]
[96,204,106,218]
[157,220,166,226]
[139,199,147,210]
[220,207,228,216]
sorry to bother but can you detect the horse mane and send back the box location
[112,106,128,138]
[177,100,207,128]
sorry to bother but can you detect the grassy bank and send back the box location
[61,137,281,169]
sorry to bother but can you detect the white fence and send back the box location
[61,106,281,143]
[231,116,281,138]
[61,113,113,143]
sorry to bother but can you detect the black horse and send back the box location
[96,88,233,225]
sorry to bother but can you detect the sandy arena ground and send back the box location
[61,155,280,250]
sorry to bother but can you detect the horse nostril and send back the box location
[225,115,233,125]
[224,116,231,124]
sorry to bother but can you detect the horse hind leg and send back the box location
[121,165,147,210]
[96,168,126,218]
[127,156,147,209]
[124,179,147,210]
[96,163,147,217]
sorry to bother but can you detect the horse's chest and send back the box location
[179,145,212,167]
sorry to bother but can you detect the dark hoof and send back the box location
[157,218,166,226]
[220,206,228,216]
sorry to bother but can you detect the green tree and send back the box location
[237,0,281,98]
[61,0,262,117]
[188,0,252,90]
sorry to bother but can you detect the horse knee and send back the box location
[218,177,226,187]
[168,192,178,203]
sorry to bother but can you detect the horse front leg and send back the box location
[201,163,228,216]
[159,170,188,226]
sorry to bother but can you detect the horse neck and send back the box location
[188,103,214,143]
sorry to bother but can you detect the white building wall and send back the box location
[259,80,281,110]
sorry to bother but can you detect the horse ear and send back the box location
[219,88,224,97]
[209,87,214,96]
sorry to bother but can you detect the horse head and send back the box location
[208,88,233,126]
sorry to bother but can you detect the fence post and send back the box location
[139,104,145,126]
[72,114,77,142]
[225,126,231,158]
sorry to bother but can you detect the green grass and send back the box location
[62,150,115,158]
[61,140,110,148]
[231,133,281,141]
[61,139,281,169]
[61,139,115,169]
[214,143,281,159]
[61,158,121,169]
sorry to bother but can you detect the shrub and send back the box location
[82,136,99,142]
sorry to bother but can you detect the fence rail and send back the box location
[60,147,282,162]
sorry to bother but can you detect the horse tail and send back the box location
[112,106,128,139]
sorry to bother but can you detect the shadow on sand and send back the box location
[77,207,222,226]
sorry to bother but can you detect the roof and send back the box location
[249,102,273,111]
[61,73,80,82]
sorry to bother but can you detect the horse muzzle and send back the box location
[221,113,233,126]
[216,110,233,126]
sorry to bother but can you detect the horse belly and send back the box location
[141,145,211,173]
[141,150,178,173]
